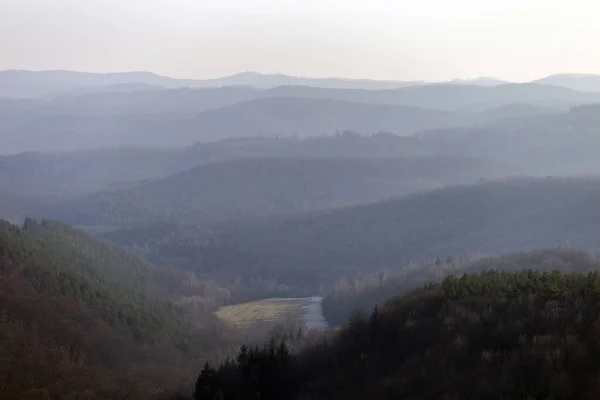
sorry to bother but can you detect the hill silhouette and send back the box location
[535,73,600,92]
[0,69,514,99]
[0,97,466,153]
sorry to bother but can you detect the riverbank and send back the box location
[216,296,329,334]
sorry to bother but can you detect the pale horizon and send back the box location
[2,67,594,84]
[2,0,600,83]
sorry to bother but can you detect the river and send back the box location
[267,296,329,330]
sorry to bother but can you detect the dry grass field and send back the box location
[216,298,313,332]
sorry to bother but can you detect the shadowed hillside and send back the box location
[4,82,600,153]
[43,155,513,226]
[1,97,467,153]
[184,253,600,399]
[0,218,240,399]
[101,177,600,295]
[322,249,600,327]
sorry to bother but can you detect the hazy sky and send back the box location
[2,0,600,81]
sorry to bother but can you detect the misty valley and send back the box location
[6,69,600,399]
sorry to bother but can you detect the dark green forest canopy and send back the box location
[322,248,600,327]
[193,268,600,400]
[0,218,183,341]
[0,218,239,399]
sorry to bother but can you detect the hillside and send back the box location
[101,177,600,294]
[1,97,468,153]
[418,105,600,176]
[185,97,467,140]
[18,81,591,117]
[535,73,600,92]
[0,135,436,201]
[189,71,421,90]
[267,82,600,110]
[0,70,512,99]
[322,249,600,327]
[0,218,236,399]
[0,70,202,98]
[44,155,514,226]
[0,147,220,198]
[4,82,600,153]
[191,261,600,399]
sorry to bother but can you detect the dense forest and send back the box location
[322,249,600,326]
[44,155,510,226]
[6,79,600,153]
[98,177,600,296]
[0,219,249,399]
[5,67,600,400]
[187,264,600,399]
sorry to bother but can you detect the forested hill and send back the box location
[43,155,511,226]
[0,218,231,399]
[102,177,600,294]
[1,218,181,339]
[322,248,600,327]
[190,264,600,399]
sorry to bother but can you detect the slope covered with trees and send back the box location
[1,96,468,153]
[102,177,600,296]
[46,155,511,226]
[4,79,600,153]
[0,218,236,399]
[189,259,600,399]
[322,249,600,327]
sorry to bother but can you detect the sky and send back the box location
[1,0,600,82]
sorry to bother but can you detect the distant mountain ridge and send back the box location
[4,69,600,99]
[0,69,537,98]
[0,97,470,153]
[0,70,201,98]
[534,73,600,92]
[0,70,418,98]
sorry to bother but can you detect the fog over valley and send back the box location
[5,1,600,399]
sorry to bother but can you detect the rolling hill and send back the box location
[43,155,514,226]
[321,248,600,327]
[0,97,468,153]
[195,259,600,399]
[101,177,600,294]
[0,69,511,99]
[417,104,600,175]
[0,218,232,399]
[0,70,201,98]
[4,80,600,153]
[535,73,600,92]
[266,82,600,110]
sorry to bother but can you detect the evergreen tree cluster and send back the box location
[0,218,233,399]
[194,268,600,399]
[193,338,293,400]
[0,218,182,342]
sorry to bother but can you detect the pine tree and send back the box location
[276,340,290,365]
[193,362,218,400]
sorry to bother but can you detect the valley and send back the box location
[216,296,328,335]
[5,66,600,399]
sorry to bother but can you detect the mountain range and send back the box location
[4,79,600,154]
[3,69,600,99]
[5,66,600,400]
